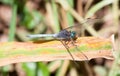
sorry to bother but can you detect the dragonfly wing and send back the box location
[61,18,100,37]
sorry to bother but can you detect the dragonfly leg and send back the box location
[60,40,75,61]
[65,41,70,45]
[60,40,80,66]
[70,39,77,46]
[70,38,89,60]
[64,41,71,48]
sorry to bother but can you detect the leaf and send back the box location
[38,62,50,76]
[21,8,43,29]
[0,36,114,66]
[22,62,36,76]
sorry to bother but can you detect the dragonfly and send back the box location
[27,19,99,61]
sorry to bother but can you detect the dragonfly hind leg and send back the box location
[60,39,80,66]
[60,39,75,61]
[70,38,89,60]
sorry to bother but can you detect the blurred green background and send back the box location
[0,0,120,76]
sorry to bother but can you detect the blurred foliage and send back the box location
[21,8,44,29]
[0,0,119,76]
[22,63,36,76]
[22,62,50,76]
[0,0,14,5]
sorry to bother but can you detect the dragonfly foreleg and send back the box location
[64,40,71,48]
[65,41,70,45]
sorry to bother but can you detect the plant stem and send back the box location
[8,3,17,41]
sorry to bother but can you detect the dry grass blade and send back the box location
[0,36,114,66]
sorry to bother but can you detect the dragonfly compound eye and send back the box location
[70,31,76,38]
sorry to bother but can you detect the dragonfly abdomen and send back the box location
[27,34,56,38]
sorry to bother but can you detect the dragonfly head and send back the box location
[70,31,77,40]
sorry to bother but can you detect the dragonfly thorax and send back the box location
[54,30,70,39]
[54,30,77,41]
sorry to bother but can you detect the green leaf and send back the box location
[37,62,50,76]
[51,0,60,32]
[0,0,14,5]
[22,62,36,76]
[66,0,74,27]
[8,3,17,41]
[21,8,43,29]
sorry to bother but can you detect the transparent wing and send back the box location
[61,18,101,37]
